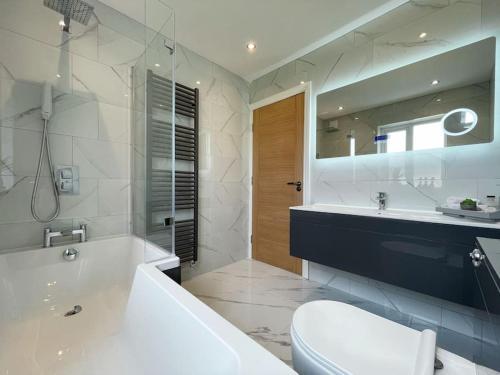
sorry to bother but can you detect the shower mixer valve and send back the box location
[55,166,80,195]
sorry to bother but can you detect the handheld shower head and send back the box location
[43,0,94,31]
[41,82,53,121]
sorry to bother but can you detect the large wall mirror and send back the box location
[316,37,496,159]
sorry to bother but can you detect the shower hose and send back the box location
[31,118,60,223]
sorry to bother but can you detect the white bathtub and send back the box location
[0,235,178,373]
[0,235,294,374]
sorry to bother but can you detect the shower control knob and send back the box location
[469,248,485,268]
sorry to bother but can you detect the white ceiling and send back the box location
[99,0,405,82]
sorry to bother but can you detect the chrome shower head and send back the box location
[43,0,94,29]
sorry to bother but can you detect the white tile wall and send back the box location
[176,44,251,280]
[0,0,148,251]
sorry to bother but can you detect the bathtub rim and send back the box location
[136,261,296,375]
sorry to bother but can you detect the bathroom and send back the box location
[1,0,500,373]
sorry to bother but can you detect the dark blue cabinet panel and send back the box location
[290,210,500,308]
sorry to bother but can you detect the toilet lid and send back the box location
[291,301,436,375]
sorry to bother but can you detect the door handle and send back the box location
[287,181,302,192]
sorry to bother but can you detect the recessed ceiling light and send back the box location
[196,81,201,85]
[154,63,160,67]
[419,32,427,39]
[56,73,62,78]
[300,81,305,85]
[246,42,257,51]
[338,106,344,111]
[354,117,360,120]
[124,94,129,97]
[431,79,439,85]
[436,98,442,102]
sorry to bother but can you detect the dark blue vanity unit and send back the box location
[290,208,500,309]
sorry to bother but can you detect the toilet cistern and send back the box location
[376,192,387,210]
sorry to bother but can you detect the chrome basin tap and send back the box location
[44,224,87,247]
[376,192,387,210]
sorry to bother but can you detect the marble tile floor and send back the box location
[182,259,500,374]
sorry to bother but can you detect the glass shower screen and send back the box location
[132,0,176,263]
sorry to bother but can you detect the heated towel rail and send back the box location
[146,70,199,263]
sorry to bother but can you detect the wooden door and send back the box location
[252,93,304,274]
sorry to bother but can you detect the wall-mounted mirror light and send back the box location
[316,37,496,159]
[442,108,478,136]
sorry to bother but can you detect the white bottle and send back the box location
[485,195,498,209]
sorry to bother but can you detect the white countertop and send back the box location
[291,204,500,230]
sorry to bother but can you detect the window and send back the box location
[386,130,407,153]
[378,115,445,154]
[413,121,444,150]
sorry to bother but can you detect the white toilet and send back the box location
[291,301,438,375]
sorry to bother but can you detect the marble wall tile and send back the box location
[73,138,130,179]
[0,219,73,252]
[0,79,45,131]
[97,103,130,143]
[0,127,73,177]
[0,29,72,94]
[0,0,99,59]
[372,1,482,72]
[58,178,99,219]
[77,214,130,239]
[72,55,128,108]
[97,25,145,68]
[173,45,250,280]
[477,179,500,202]
[49,99,99,139]
[97,179,130,216]
[0,176,98,223]
[312,180,374,207]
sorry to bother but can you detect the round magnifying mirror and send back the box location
[441,108,478,136]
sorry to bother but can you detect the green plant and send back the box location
[461,198,475,205]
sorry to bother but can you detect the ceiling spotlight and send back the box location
[154,63,160,67]
[300,81,305,85]
[58,19,66,28]
[56,73,62,78]
[431,80,439,85]
[354,117,360,120]
[196,81,201,85]
[419,32,427,39]
[246,42,257,51]
[436,98,442,102]
[338,106,344,111]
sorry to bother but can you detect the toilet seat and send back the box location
[291,301,437,375]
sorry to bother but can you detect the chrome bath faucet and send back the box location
[376,192,387,210]
[44,224,87,247]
